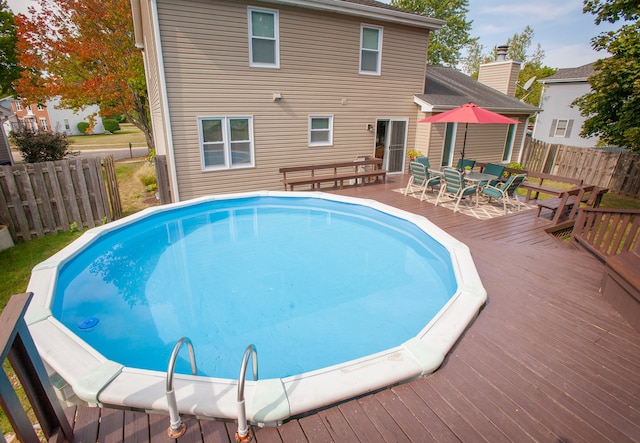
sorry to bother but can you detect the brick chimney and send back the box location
[478,45,521,96]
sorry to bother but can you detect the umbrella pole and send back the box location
[459,123,468,171]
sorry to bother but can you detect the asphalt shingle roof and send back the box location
[415,66,537,114]
[541,62,595,82]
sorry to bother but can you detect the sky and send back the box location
[8,0,618,69]
[465,0,616,69]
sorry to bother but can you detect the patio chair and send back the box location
[480,173,527,215]
[455,158,476,171]
[403,161,440,199]
[478,163,506,188]
[435,167,478,212]
[414,156,431,170]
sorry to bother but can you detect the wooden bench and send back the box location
[536,185,609,225]
[520,171,583,202]
[602,244,640,331]
[279,159,386,191]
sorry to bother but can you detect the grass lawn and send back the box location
[68,123,148,149]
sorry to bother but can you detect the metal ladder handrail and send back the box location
[236,344,258,443]
[166,337,197,438]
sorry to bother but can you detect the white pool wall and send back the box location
[26,191,487,425]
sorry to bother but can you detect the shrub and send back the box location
[139,172,157,187]
[102,119,121,133]
[77,122,89,134]
[9,128,75,163]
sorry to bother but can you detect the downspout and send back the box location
[150,0,181,202]
[129,0,145,49]
[517,116,531,165]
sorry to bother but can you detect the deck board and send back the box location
[61,176,640,442]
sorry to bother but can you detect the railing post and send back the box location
[0,293,73,442]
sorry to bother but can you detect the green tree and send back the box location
[14,0,154,150]
[573,0,640,150]
[0,0,21,96]
[392,0,473,67]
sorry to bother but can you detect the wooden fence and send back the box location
[0,156,122,242]
[521,139,640,198]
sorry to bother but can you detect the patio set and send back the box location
[403,102,528,215]
[403,157,527,215]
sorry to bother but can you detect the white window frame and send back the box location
[553,119,569,137]
[37,104,44,111]
[308,115,333,147]
[15,102,22,111]
[502,124,516,162]
[198,116,255,171]
[64,119,70,131]
[39,118,48,131]
[359,25,382,75]
[248,7,280,68]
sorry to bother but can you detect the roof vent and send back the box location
[496,45,509,62]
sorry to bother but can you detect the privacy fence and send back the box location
[0,156,122,242]
[522,139,640,198]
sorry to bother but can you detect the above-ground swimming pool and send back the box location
[26,191,486,425]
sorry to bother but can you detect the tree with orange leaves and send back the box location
[15,0,154,149]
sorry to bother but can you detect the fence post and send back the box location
[102,155,123,219]
[155,155,172,204]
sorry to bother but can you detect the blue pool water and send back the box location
[52,196,456,379]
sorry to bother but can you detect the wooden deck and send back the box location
[65,176,640,442]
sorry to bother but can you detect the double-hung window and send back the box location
[199,117,254,170]
[551,119,573,138]
[248,8,279,68]
[360,25,382,75]
[309,116,333,147]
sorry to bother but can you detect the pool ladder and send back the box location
[166,337,197,438]
[164,339,258,442]
[236,344,258,443]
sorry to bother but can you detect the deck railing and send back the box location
[570,207,640,262]
[0,293,73,443]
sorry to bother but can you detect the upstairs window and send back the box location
[550,119,574,138]
[249,8,279,68]
[15,102,22,111]
[39,118,48,131]
[199,117,254,170]
[309,116,333,147]
[360,25,382,75]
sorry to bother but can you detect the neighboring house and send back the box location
[532,62,598,148]
[7,97,105,136]
[415,49,538,168]
[130,0,535,203]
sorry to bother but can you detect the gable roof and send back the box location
[414,66,538,115]
[540,62,595,83]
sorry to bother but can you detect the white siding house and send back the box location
[532,63,599,148]
[46,97,105,135]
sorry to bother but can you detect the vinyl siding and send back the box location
[477,61,520,97]
[155,0,429,200]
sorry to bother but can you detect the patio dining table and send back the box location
[429,167,499,206]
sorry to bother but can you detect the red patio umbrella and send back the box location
[419,103,519,168]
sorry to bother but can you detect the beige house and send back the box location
[130,0,444,202]
[130,1,536,203]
